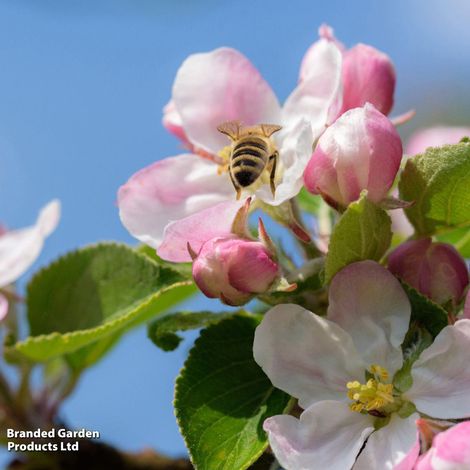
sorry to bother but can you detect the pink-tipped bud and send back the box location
[416,422,470,470]
[341,44,395,116]
[192,236,279,306]
[388,238,469,306]
[304,103,402,209]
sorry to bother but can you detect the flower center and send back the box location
[346,364,395,415]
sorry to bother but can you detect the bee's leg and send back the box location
[269,151,278,198]
[217,163,229,175]
[228,169,242,200]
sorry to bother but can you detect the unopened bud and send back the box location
[304,103,402,209]
[191,236,279,306]
[341,44,395,116]
[388,238,469,306]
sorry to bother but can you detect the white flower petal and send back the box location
[283,39,343,139]
[254,119,313,205]
[265,401,374,470]
[118,154,235,250]
[328,261,410,374]
[253,304,365,409]
[0,293,8,321]
[0,200,60,287]
[173,48,282,155]
[354,413,419,470]
[406,320,470,419]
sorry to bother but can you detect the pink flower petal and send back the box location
[253,304,365,409]
[0,200,60,287]
[406,319,470,419]
[354,414,420,470]
[254,119,313,205]
[172,48,281,155]
[264,401,374,470]
[157,200,244,262]
[299,24,345,81]
[118,154,235,250]
[328,261,411,375]
[283,39,343,138]
[162,99,190,145]
[0,293,8,321]
[430,422,470,467]
[340,44,396,116]
[406,126,470,155]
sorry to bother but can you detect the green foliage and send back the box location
[324,194,392,283]
[297,188,322,214]
[175,315,291,470]
[401,282,448,338]
[393,324,433,394]
[10,243,195,364]
[148,311,238,351]
[437,226,470,257]
[399,142,470,235]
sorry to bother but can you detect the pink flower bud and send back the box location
[340,44,396,116]
[416,422,470,470]
[191,236,279,306]
[303,103,402,208]
[406,126,470,156]
[388,238,469,306]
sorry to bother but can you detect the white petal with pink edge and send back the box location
[353,414,420,470]
[283,39,343,137]
[253,304,365,409]
[0,293,8,321]
[328,261,410,375]
[264,401,374,470]
[118,154,234,250]
[157,200,244,262]
[172,48,281,155]
[254,119,312,205]
[406,320,470,419]
[0,200,60,288]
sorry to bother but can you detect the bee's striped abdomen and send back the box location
[230,137,268,188]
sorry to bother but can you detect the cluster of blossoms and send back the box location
[118,24,470,470]
[0,201,60,321]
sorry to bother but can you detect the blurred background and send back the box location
[0,0,469,465]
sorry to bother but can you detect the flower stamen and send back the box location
[346,365,395,414]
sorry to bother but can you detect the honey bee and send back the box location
[217,121,282,200]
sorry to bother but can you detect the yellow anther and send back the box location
[346,364,394,414]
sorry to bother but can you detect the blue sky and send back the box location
[0,0,469,462]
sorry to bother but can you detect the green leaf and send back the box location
[437,226,470,257]
[399,142,470,235]
[324,194,392,283]
[401,282,448,338]
[394,324,433,393]
[137,244,193,278]
[297,188,322,214]
[148,311,238,352]
[10,243,196,363]
[175,315,291,470]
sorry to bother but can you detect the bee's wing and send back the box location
[260,124,282,137]
[217,121,242,140]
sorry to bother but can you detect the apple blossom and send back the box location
[303,103,403,209]
[300,24,396,118]
[119,39,343,262]
[388,238,469,306]
[0,200,60,321]
[253,261,470,470]
[406,126,470,156]
[414,422,470,470]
